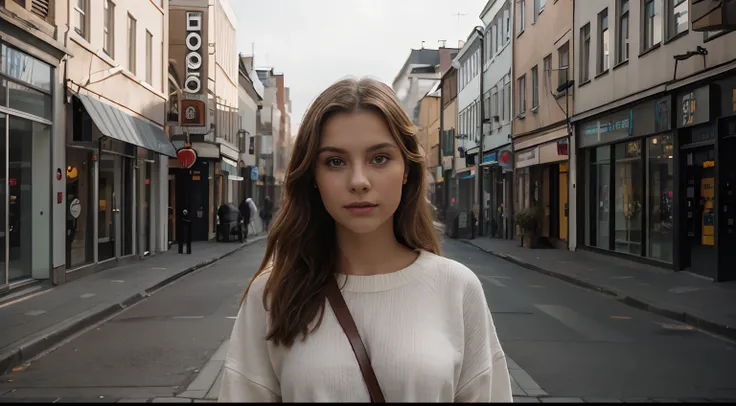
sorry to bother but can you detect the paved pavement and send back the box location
[0,236,266,377]
[462,237,736,342]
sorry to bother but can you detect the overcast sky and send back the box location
[231,0,489,135]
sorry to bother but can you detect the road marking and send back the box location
[535,304,630,343]
[610,316,632,320]
[111,280,125,283]
[25,310,46,316]
[172,316,204,319]
[225,316,237,319]
[80,293,96,299]
[152,267,167,270]
[478,274,506,287]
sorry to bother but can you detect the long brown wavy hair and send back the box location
[242,77,440,347]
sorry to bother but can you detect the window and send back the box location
[504,79,510,121]
[598,9,610,73]
[531,66,539,109]
[492,88,499,119]
[486,27,493,62]
[504,6,511,45]
[580,23,591,82]
[647,135,674,262]
[518,75,526,115]
[483,91,491,119]
[534,0,540,23]
[643,0,662,51]
[73,0,88,39]
[558,42,570,92]
[145,31,153,85]
[668,0,688,39]
[614,141,643,255]
[127,15,137,74]
[103,0,114,57]
[496,15,503,53]
[588,146,611,249]
[543,54,552,92]
[618,0,630,63]
[518,0,526,34]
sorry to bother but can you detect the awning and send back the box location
[75,93,176,157]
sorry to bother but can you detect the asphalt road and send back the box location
[440,238,736,401]
[1,237,735,402]
[0,242,264,402]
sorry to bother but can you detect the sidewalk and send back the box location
[0,236,266,376]
[462,237,736,341]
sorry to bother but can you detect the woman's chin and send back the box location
[336,216,390,235]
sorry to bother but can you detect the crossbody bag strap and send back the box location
[325,277,386,403]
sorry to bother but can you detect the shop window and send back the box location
[646,135,674,263]
[66,148,95,269]
[614,141,643,255]
[589,145,611,249]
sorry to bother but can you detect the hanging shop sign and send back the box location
[180,99,205,126]
[498,148,513,171]
[177,147,198,169]
[184,12,203,94]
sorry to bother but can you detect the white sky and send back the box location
[231,0,490,135]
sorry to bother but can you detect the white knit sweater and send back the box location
[218,250,513,402]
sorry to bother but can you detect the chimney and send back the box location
[439,48,453,75]
[458,39,466,48]
[421,41,426,49]
[439,40,447,48]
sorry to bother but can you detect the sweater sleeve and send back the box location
[219,274,281,403]
[455,276,513,403]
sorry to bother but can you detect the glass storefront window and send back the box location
[66,148,95,269]
[1,44,53,91]
[614,141,643,255]
[0,114,5,281]
[588,145,611,249]
[7,81,52,121]
[646,135,674,263]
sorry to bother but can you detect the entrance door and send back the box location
[718,118,736,281]
[0,113,5,286]
[559,169,569,241]
[98,154,116,261]
[682,145,717,279]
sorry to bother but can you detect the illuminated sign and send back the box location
[184,12,203,94]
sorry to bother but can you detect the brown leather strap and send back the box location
[325,277,386,403]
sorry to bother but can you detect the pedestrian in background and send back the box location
[260,195,273,231]
[220,78,512,403]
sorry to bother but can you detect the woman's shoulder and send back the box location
[417,250,483,292]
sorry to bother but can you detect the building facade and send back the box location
[1,0,72,290]
[167,0,241,242]
[60,0,174,283]
[440,66,459,224]
[416,88,442,204]
[237,55,263,207]
[571,0,736,281]
[512,0,574,250]
[255,67,280,208]
[480,0,515,240]
[453,28,484,228]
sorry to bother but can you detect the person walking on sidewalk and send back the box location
[219,78,512,403]
[260,195,273,231]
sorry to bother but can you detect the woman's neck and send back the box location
[335,219,417,276]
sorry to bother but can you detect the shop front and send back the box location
[576,96,674,266]
[515,138,570,248]
[65,93,176,278]
[0,43,55,289]
[674,80,736,281]
[480,147,514,239]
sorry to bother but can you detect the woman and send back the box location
[219,78,512,402]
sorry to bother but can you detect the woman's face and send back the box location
[315,110,406,235]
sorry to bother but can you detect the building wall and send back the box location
[238,81,258,167]
[456,34,483,151]
[417,95,441,161]
[64,0,169,124]
[213,0,239,150]
[573,0,736,118]
[512,0,574,137]
[481,0,513,151]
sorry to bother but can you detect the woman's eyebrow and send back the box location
[317,143,397,154]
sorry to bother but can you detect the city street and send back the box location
[1,238,735,402]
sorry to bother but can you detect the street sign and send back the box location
[251,166,259,181]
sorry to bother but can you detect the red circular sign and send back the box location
[500,150,511,164]
[177,148,198,169]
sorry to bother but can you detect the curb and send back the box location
[460,239,736,342]
[0,237,266,376]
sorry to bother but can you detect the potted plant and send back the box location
[515,206,542,248]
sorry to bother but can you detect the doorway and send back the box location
[681,145,717,279]
[98,152,135,262]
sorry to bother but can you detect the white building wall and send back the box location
[239,86,258,166]
[482,0,513,152]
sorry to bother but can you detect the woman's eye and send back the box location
[371,155,389,165]
[327,158,344,167]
